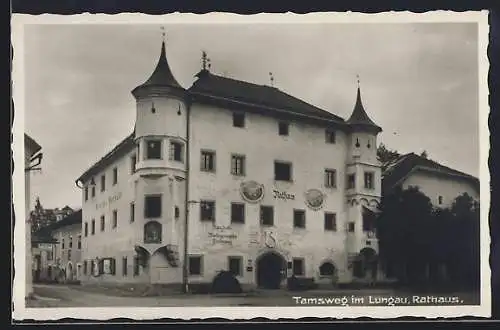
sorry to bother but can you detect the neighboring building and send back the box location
[31,235,57,283]
[382,152,479,207]
[24,134,42,298]
[75,39,383,289]
[33,209,83,283]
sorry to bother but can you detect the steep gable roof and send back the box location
[382,153,479,194]
[76,132,135,184]
[188,70,346,125]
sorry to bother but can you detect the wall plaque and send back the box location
[304,189,325,210]
[240,181,264,203]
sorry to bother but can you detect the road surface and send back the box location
[27,284,478,308]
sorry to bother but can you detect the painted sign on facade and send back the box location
[208,232,237,245]
[273,189,295,200]
[96,192,123,210]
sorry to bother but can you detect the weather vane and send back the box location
[202,51,207,70]
[269,72,274,87]
[356,74,360,88]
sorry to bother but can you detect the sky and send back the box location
[23,22,480,210]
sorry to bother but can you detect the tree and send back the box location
[376,186,434,284]
[377,143,400,169]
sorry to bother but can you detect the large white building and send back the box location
[75,39,383,290]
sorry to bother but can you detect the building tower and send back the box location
[344,81,383,282]
[130,38,187,283]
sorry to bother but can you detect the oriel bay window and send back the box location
[144,195,162,218]
[200,201,215,222]
[146,140,162,160]
[144,221,162,244]
[169,141,184,162]
[364,172,374,190]
[231,203,245,224]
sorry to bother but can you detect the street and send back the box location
[27,284,479,308]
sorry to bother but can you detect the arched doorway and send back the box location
[256,251,286,289]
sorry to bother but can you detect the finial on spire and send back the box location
[160,26,166,42]
[201,51,208,70]
[269,72,275,87]
[356,74,360,88]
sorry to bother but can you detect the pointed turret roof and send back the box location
[132,41,184,97]
[347,87,382,133]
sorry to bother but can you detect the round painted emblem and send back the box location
[240,181,264,203]
[304,189,325,210]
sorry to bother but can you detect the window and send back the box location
[174,206,180,219]
[84,261,87,275]
[200,201,215,222]
[130,202,135,223]
[69,236,73,249]
[228,256,243,276]
[130,155,137,173]
[278,121,289,136]
[274,161,292,181]
[84,186,89,201]
[144,221,162,244]
[146,140,162,159]
[112,210,118,228]
[122,257,128,276]
[91,219,95,235]
[347,174,356,189]
[319,262,335,276]
[231,203,245,224]
[438,196,443,205]
[233,112,245,128]
[325,169,337,188]
[68,249,72,261]
[133,256,140,276]
[91,185,96,198]
[293,209,306,229]
[325,129,336,144]
[84,222,88,237]
[324,213,337,231]
[201,150,216,172]
[100,215,105,232]
[77,235,81,249]
[100,175,106,192]
[231,154,245,176]
[90,260,95,276]
[110,258,116,275]
[364,172,374,189]
[348,222,355,233]
[113,167,118,185]
[260,205,274,226]
[144,195,162,218]
[169,141,184,162]
[188,255,203,275]
[292,258,305,276]
[61,238,65,249]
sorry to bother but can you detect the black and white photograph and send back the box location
[12,12,490,320]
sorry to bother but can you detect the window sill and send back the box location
[200,169,216,174]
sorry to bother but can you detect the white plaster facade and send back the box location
[77,41,383,289]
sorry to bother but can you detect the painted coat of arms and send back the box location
[240,181,264,203]
[304,189,325,210]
